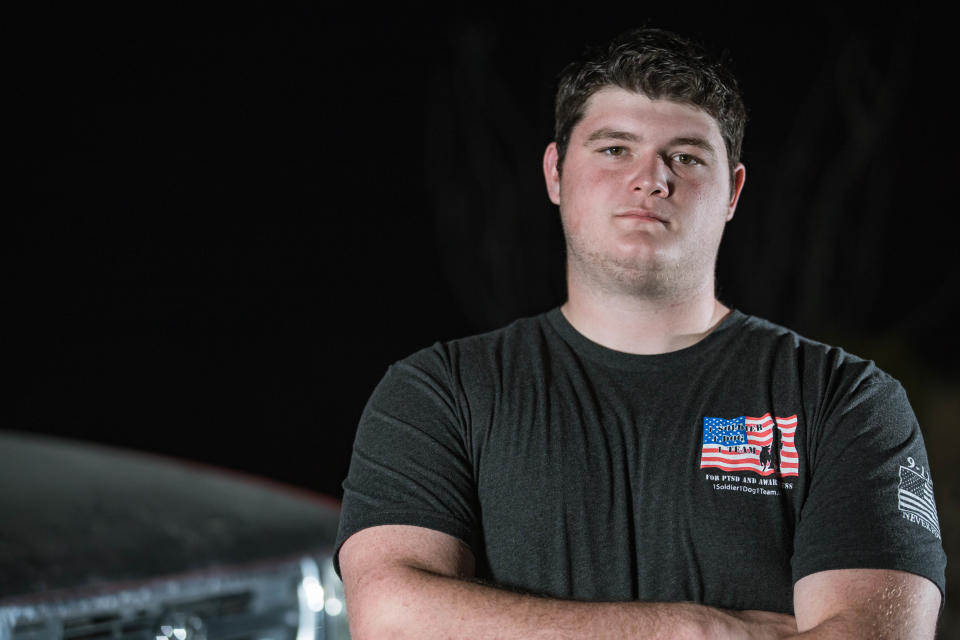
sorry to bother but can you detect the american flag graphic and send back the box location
[898,465,940,539]
[700,414,799,477]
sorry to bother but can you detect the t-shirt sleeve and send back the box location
[334,346,479,576]
[791,372,946,601]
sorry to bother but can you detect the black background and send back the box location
[9,2,958,629]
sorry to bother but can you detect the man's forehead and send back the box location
[577,86,721,138]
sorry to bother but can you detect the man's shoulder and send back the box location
[370,310,562,405]
[733,310,900,392]
[398,309,558,368]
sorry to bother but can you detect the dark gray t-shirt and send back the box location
[336,309,946,612]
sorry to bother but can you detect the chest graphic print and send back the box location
[700,414,798,477]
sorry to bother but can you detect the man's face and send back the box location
[543,86,745,298]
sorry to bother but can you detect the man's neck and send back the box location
[561,281,730,355]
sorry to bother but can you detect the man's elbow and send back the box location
[793,569,941,639]
[339,525,479,637]
[342,567,424,640]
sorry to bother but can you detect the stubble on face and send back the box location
[563,217,723,301]
[552,88,739,304]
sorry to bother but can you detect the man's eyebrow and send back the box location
[584,129,717,156]
[584,128,640,143]
[670,136,717,155]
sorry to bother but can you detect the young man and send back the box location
[335,29,946,639]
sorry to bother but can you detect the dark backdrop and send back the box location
[9,3,957,629]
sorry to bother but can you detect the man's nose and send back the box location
[630,153,670,197]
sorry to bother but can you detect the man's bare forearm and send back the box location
[344,564,796,640]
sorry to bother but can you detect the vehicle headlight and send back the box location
[156,611,207,640]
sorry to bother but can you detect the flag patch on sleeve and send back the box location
[898,463,941,539]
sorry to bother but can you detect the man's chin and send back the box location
[608,264,681,297]
[571,254,683,297]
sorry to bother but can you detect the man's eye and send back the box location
[601,146,626,157]
[673,153,700,165]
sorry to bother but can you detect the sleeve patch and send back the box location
[897,458,941,540]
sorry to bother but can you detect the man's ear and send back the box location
[543,142,561,205]
[726,163,746,222]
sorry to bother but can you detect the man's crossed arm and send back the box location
[339,525,940,640]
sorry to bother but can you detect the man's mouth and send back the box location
[615,209,667,223]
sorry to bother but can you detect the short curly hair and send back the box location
[554,28,746,187]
